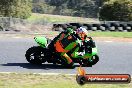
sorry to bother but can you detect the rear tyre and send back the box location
[25,46,46,65]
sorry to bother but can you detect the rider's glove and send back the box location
[89,39,96,48]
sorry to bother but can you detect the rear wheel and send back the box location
[25,46,46,65]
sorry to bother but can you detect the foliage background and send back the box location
[0,0,32,19]
[0,0,131,21]
[100,0,132,21]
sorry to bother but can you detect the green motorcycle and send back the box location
[25,32,99,67]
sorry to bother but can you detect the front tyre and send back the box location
[90,55,99,65]
[25,46,46,65]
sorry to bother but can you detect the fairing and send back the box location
[34,37,47,48]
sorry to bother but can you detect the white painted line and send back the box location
[0,72,12,74]
[13,37,21,38]
[33,73,62,75]
[34,73,76,76]
[0,72,76,76]
[104,41,113,43]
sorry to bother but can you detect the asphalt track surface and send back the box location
[0,37,132,75]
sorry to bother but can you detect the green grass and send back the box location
[27,13,99,23]
[89,32,132,38]
[31,31,132,38]
[0,73,131,88]
[1,31,132,38]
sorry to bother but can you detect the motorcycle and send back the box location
[25,33,99,68]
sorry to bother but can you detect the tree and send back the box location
[99,0,132,21]
[32,1,55,14]
[31,0,100,18]
[0,0,32,19]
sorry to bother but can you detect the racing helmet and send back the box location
[76,27,88,40]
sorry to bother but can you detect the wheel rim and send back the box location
[30,53,35,60]
[90,55,99,65]
[29,51,45,62]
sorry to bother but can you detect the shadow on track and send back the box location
[1,63,80,69]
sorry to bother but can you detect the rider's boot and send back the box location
[62,53,75,68]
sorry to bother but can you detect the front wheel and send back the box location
[81,55,99,67]
[90,55,99,65]
[25,46,46,65]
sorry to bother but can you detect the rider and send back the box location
[76,27,95,53]
[48,25,94,67]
